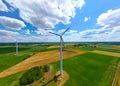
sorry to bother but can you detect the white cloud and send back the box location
[67,30,77,34]
[1,2,120,42]
[53,29,77,35]
[0,16,26,30]
[25,29,30,35]
[3,35,59,42]
[96,8,120,37]
[6,0,85,30]
[0,30,19,36]
[73,8,120,41]
[84,17,90,22]
[57,29,66,34]
[61,8,120,42]
[76,26,120,42]
[35,29,53,35]
[0,0,9,11]
[0,30,19,42]
[97,9,120,28]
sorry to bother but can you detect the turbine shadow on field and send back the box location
[42,74,60,86]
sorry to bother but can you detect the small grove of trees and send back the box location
[19,65,50,86]
[20,66,43,86]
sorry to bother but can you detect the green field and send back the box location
[0,43,120,86]
[0,45,48,72]
[66,43,120,53]
[0,44,50,86]
[52,52,119,86]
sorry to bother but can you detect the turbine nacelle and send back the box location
[49,27,70,37]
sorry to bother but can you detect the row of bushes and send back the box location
[20,65,50,86]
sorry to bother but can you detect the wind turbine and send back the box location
[49,27,70,76]
[16,40,18,56]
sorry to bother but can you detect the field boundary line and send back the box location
[112,62,120,86]
[91,50,120,57]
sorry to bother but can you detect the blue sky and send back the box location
[0,0,120,42]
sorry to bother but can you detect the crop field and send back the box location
[52,52,119,86]
[0,43,120,86]
[91,50,120,57]
[0,44,48,72]
[0,44,52,86]
[69,43,120,53]
[0,49,84,78]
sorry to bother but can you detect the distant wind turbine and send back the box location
[49,27,70,76]
[16,40,18,56]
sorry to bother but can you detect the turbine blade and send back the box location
[62,27,70,35]
[49,32,60,36]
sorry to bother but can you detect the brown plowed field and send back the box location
[0,49,85,78]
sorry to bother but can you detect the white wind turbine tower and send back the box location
[16,40,18,56]
[49,27,70,76]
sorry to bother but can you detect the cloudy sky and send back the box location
[0,0,120,42]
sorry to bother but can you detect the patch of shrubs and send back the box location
[19,65,50,86]
[20,66,43,86]
[53,75,58,82]
[43,65,50,72]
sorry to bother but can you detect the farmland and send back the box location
[0,49,84,78]
[52,52,119,86]
[0,42,120,86]
[91,50,120,57]
[0,44,48,72]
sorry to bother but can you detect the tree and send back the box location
[43,65,50,72]
[20,66,43,86]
